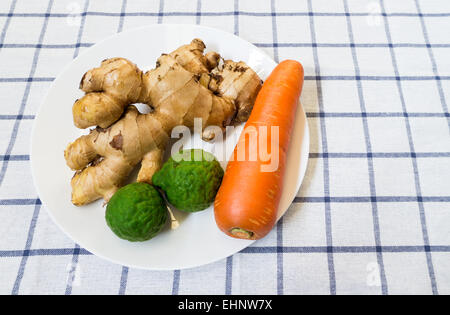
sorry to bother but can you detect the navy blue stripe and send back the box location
[0,199,41,205]
[158,0,164,24]
[1,244,449,258]
[0,0,17,52]
[0,155,30,161]
[414,0,450,131]
[307,0,336,295]
[270,0,280,63]
[387,1,439,295]
[73,0,89,59]
[64,0,90,296]
[1,75,450,84]
[117,0,127,33]
[10,1,55,295]
[0,115,35,120]
[2,196,448,207]
[1,112,448,120]
[11,201,42,294]
[118,267,129,295]
[2,11,450,18]
[2,42,450,50]
[0,43,93,49]
[1,112,449,121]
[65,245,80,295]
[343,0,387,294]
[107,0,130,296]
[306,112,449,118]
[195,0,201,25]
[225,256,233,295]
[241,246,450,254]
[223,0,240,295]
[255,43,450,48]
[172,270,180,295]
[294,196,450,203]
[381,0,438,294]
[0,0,53,189]
[234,0,239,36]
[305,75,450,81]
[270,0,283,296]
[276,217,284,295]
[0,248,91,257]
[0,77,54,82]
[1,152,449,162]
[162,0,186,297]
[1,245,448,258]
[309,152,450,158]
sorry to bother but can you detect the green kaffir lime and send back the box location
[153,149,224,212]
[106,183,167,242]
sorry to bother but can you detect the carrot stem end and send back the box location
[230,227,254,239]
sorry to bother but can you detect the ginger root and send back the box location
[65,39,262,206]
[73,39,224,129]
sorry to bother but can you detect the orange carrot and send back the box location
[214,60,304,240]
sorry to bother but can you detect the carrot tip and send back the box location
[230,227,254,239]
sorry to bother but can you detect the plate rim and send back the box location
[30,24,310,270]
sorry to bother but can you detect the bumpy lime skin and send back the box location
[106,183,168,242]
[153,149,224,212]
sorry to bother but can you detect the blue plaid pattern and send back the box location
[0,0,449,295]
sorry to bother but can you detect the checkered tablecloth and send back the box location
[0,0,449,295]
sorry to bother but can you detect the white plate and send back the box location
[30,24,310,270]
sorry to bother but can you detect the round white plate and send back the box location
[30,24,310,270]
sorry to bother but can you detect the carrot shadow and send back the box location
[284,78,321,220]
